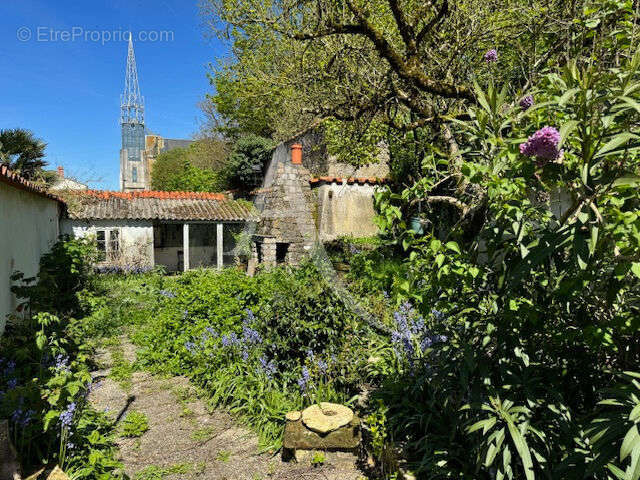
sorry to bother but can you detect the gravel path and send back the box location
[89,338,366,480]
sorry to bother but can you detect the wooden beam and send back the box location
[183,223,190,272]
[217,223,223,269]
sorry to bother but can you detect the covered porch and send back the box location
[153,221,244,272]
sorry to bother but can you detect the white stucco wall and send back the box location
[61,219,154,267]
[0,183,60,332]
[316,182,380,241]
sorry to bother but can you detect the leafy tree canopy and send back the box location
[150,139,230,192]
[223,134,275,190]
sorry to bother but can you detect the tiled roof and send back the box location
[66,190,257,222]
[0,165,65,204]
[309,176,388,186]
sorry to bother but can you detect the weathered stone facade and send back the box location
[252,143,318,266]
[252,126,389,266]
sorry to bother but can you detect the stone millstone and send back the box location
[301,403,354,434]
[283,415,361,451]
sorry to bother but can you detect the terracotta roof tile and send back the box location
[66,190,257,222]
[308,176,388,186]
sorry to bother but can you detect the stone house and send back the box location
[62,190,257,272]
[251,128,389,266]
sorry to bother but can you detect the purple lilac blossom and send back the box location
[519,126,562,162]
[484,49,498,63]
[519,95,534,111]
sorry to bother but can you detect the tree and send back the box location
[0,128,48,180]
[223,134,275,190]
[150,139,230,192]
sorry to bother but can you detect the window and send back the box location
[109,230,120,253]
[96,229,120,262]
[132,166,138,183]
[96,230,106,261]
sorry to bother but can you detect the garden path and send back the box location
[89,338,366,480]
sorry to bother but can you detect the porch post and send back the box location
[217,223,223,269]
[183,223,190,271]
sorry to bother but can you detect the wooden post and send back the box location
[183,223,190,271]
[217,223,223,269]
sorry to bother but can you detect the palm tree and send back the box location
[0,128,48,179]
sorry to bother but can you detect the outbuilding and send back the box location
[61,190,257,272]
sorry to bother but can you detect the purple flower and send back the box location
[205,327,216,336]
[484,49,498,63]
[519,95,534,111]
[298,366,311,392]
[55,355,70,372]
[159,290,176,298]
[242,324,262,345]
[349,244,361,255]
[185,341,196,353]
[306,349,315,361]
[241,348,249,361]
[7,378,18,389]
[520,126,562,162]
[221,333,239,348]
[258,355,277,379]
[245,309,256,322]
[59,402,76,429]
[67,442,75,450]
[316,359,328,375]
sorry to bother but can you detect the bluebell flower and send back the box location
[316,359,328,375]
[298,366,311,392]
[159,290,176,298]
[59,402,76,429]
[245,309,256,322]
[306,349,315,361]
[185,341,196,353]
[242,325,262,345]
[241,348,249,361]
[221,333,239,347]
[7,378,18,389]
[259,355,277,379]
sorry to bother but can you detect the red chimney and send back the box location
[291,143,303,165]
[57,166,65,178]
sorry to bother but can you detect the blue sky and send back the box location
[0,0,228,190]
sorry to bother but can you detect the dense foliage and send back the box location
[1,237,122,478]
[150,139,229,192]
[222,134,275,190]
[130,262,387,449]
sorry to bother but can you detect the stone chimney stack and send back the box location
[291,143,303,165]
[57,166,64,178]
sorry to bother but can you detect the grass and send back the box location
[216,450,231,462]
[191,426,217,442]
[120,411,150,438]
[109,347,135,391]
[134,463,193,480]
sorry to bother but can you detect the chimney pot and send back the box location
[291,143,303,165]
[57,166,64,178]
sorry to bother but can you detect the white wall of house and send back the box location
[61,219,154,267]
[0,183,60,333]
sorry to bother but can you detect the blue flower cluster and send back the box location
[298,366,311,393]
[258,355,277,379]
[159,290,177,298]
[59,402,76,429]
[391,302,448,368]
[11,407,35,426]
[95,265,154,275]
[55,354,71,372]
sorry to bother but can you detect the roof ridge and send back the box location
[0,165,65,204]
[79,190,229,200]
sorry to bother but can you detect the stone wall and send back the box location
[315,182,380,241]
[253,143,318,265]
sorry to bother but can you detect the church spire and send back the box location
[120,35,144,125]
